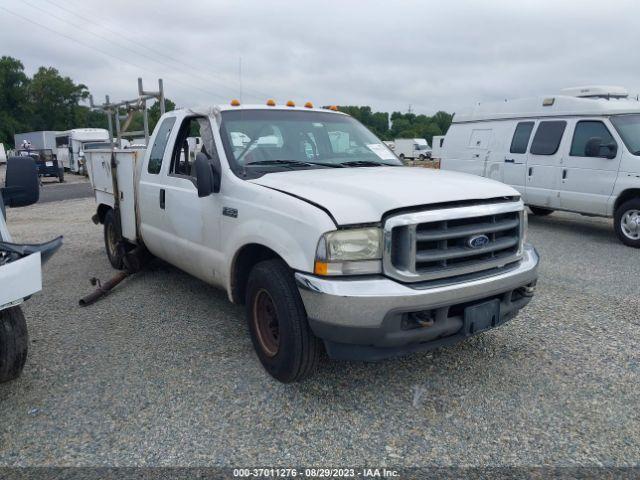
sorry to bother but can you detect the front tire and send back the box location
[104,209,124,269]
[529,206,554,216]
[419,154,426,160]
[0,306,28,383]
[58,168,64,183]
[245,259,321,383]
[614,198,640,248]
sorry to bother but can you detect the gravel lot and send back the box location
[1,197,639,467]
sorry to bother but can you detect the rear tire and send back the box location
[399,153,405,160]
[529,206,554,216]
[58,168,64,183]
[0,306,28,383]
[104,209,124,269]
[614,198,640,248]
[245,259,321,383]
[419,154,426,160]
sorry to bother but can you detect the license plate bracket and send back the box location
[464,299,500,335]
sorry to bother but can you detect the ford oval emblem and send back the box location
[467,234,490,249]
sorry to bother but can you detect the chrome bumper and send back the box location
[295,244,539,331]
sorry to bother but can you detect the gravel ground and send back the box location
[0,198,639,467]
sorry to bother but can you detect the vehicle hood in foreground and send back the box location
[249,167,519,225]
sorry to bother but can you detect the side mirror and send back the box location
[1,157,39,207]
[584,137,602,157]
[604,142,618,159]
[585,137,617,159]
[194,153,220,197]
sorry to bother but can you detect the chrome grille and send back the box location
[384,201,524,282]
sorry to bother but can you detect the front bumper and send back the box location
[295,244,539,361]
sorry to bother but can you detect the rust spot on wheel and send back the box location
[253,289,280,357]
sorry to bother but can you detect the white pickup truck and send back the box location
[87,102,539,382]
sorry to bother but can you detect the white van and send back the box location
[56,128,110,174]
[431,135,445,159]
[394,138,432,160]
[440,86,640,247]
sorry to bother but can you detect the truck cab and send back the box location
[88,101,539,382]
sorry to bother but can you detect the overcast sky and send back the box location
[2,0,639,115]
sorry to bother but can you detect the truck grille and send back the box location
[383,200,524,282]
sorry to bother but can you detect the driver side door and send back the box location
[559,119,621,215]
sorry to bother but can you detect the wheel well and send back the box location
[231,244,282,305]
[95,204,112,224]
[614,189,640,212]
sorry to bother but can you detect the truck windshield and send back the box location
[219,109,401,174]
[611,114,640,156]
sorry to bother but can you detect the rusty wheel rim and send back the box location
[253,289,280,357]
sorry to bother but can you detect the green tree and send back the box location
[0,56,30,146]
[28,66,89,131]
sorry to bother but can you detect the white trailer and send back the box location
[14,131,60,151]
[0,144,6,164]
[56,128,110,175]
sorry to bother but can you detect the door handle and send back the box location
[504,158,515,163]
[159,189,165,209]
[528,167,533,176]
[562,169,567,180]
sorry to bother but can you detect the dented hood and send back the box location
[249,166,519,225]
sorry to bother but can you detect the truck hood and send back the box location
[249,167,519,225]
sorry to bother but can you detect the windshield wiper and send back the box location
[339,160,393,167]
[246,160,342,168]
[246,160,314,167]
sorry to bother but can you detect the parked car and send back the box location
[0,157,62,382]
[87,101,539,382]
[394,138,432,160]
[440,86,640,247]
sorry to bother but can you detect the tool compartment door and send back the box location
[115,151,138,243]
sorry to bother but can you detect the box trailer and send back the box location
[14,131,60,151]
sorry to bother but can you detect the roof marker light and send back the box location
[230,99,240,106]
[304,102,313,108]
[286,100,295,107]
[543,97,555,106]
[328,105,338,111]
[266,99,276,106]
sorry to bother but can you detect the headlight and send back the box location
[314,227,382,276]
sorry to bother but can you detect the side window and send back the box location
[170,117,202,178]
[510,121,534,154]
[530,121,567,155]
[147,117,176,174]
[169,116,219,179]
[570,121,616,157]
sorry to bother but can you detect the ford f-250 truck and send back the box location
[86,101,539,383]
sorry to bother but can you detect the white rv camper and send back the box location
[56,128,110,174]
[440,86,640,247]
